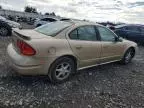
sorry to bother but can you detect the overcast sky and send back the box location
[0,0,144,24]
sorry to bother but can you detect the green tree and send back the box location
[45,12,56,16]
[45,13,50,15]
[24,6,38,13]
[50,12,56,16]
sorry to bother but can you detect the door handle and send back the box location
[76,46,82,50]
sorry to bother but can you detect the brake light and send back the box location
[17,40,36,56]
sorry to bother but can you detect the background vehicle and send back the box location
[34,17,70,27]
[0,16,21,36]
[114,24,144,44]
[0,21,12,36]
[7,21,137,83]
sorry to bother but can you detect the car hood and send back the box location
[13,28,53,39]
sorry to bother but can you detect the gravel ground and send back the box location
[0,25,144,108]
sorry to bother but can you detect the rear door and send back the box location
[67,25,101,67]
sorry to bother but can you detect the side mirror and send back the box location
[109,26,115,31]
[115,37,123,42]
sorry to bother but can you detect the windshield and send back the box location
[35,21,72,36]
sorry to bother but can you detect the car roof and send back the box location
[64,20,101,27]
[38,17,102,26]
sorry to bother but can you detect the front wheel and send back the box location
[120,48,135,64]
[49,57,75,83]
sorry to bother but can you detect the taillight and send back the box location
[17,40,36,56]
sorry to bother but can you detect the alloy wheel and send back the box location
[55,62,72,80]
[125,49,133,63]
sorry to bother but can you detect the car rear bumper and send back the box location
[11,63,42,75]
[7,44,47,75]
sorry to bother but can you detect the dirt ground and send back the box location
[0,24,144,108]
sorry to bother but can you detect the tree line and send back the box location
[24,6,56,16]
[0,5,56,16]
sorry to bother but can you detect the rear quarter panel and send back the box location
[27,38,74,57]
[25,38,77,74]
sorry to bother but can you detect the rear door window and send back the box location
[69,25,98,41]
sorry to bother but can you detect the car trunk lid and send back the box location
[13,28,53,40]
[12,29,53,55]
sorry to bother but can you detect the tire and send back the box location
[49,57,75,83]
[120,48,135,65]
[0,21,12,36]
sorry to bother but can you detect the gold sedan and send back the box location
[7,21,137,83]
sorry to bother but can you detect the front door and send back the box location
[96,26,124,63]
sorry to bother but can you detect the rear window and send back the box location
[35,21,72,37]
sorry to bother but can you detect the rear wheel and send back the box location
[49,57,75,83]
[121,48,135,64]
